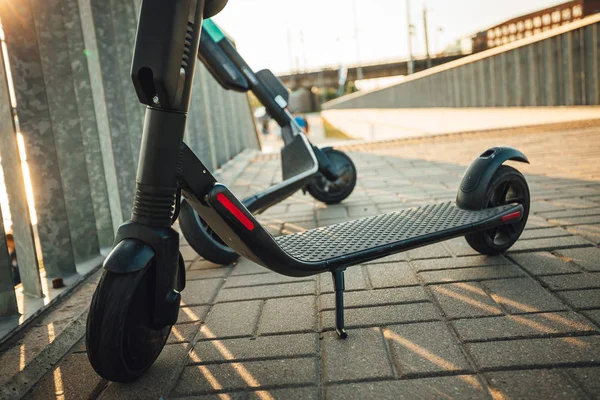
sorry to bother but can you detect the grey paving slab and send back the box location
[247,386,319,400]
[540,273,600,290]
[520,227,572,240]
[168,323,201,344]
[508,252,582,275]
[452,312,597,342]
[565,367,600,398]
[319,287,429,311]
[583,309,600,327]
[565,224,600,245]
[430,282,503,319]
[556,289,600,310]
[229,260,271,276]
[191,333,317,364]
[410,255,509,272]
[216,281,316,302]
[224,273,314,289]
[482,278,569,314]
[555,248,600,272]
[362,252,409,264]
[385,322,471,377]
[181,245,200,262]
[203,301,262,339]
[322,328,394,382]
[182,278,224,306]
[366,263,419,288]
[466,336,600,370]
[406,242,452,260]
[443,237,482,257]
[188,268,232,281]
[508,236,592,252]
[419,264,526,285]
[177,306,211,324]
[26,353,103,399]
[321,302,440,330]
[258,296,316,334]
[318,268,367,293]
[325,375,489,400]
[484,369,588,400]
[100,343,190,400]
[173,357,316,396]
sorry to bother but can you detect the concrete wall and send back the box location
[0,0,259,321]
[324,14,600,110]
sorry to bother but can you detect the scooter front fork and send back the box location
[313,145,340,181]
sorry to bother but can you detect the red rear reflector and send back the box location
[501,211,521,222]
[216,193,255,231]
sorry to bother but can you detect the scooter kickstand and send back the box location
[331,270,348,339]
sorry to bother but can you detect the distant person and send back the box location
[261,118,270,136]
[294,114,309,135]
[6,233,20,286]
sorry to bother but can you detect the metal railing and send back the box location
[0,0,259,335]
[324,14,600,110]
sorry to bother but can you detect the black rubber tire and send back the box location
[86,266,171,382]
[179,199,240,265]
[465,165,530,255]
[307,149,357,205]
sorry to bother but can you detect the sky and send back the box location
[211,0,566,74]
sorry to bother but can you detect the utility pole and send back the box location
[406,0,414,75]
[352,0,364,80]
[423,5,432,69]
[287,28,294,73]
[299,30,307,71]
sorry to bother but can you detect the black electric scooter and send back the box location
[178,19,357,265]
[86,0,531,383]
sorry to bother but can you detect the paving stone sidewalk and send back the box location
[24,123,600,399]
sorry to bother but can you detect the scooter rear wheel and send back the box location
[307,149,357,204]
[465,165,530,255]
[179,199,240,265]
[86,266,171,382]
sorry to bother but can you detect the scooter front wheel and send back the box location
[465,165,530,255]
[86,266,171,382]
[307,149,357,204]
[179,199,240,265]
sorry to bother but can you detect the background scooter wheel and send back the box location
[86,266,171,382]
[465,165,530,255]
[307,149,357,205]
[179,199,240,265]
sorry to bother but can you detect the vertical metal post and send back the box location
[513,49,522,106]
[352,0,364,80]
[63,0,115,249]
[592,23,599,105]
[77,0,123,235]
[0,0,79,276]
[406,0,414,75]
[423,6,432,69]
[32,0,101,265]
[87,0,137,220]
[529,44,538,106]
[109,0,144,164]
[0,209,18,317]
[563,31,575,105]
[197,63,219,171]
[0,29,42,297]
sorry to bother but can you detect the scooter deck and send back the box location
[275,201,519,263]
[186,180,524,276]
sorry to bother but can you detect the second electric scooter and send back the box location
[178,19,357,265]
[87,0,531,383]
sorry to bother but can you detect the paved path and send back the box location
[321,107,600,141]
[14,123,600,399]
